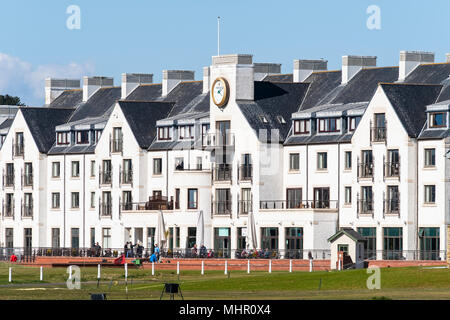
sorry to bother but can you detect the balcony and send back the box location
[238,165,252,182]
[384,162,400,178]
[111,138,123,153]
[202,133,235,148]
[238,200,252,214]
[357,162,374,179]
[260,200,339,210]
[23,174,33,188]
[13,143,24,157]
[357,199,374,217]
[4,174,14,188]
[121,170,132,185]
[121,196,174,211]
[213,200,232,215]
[100,203,112,217]
[100,171,112,185]
[213,164,232,182]
[371,126,386,142]
[22,204,33,218]
[3,204,14,218]
[384,199,400,216]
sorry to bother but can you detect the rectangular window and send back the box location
[153,158,162,175]
[430,112,446,128]
[175,188,180,209]
[112,127,123,152]
[188,189,198,209]
[344,187,351,204]
[158,127,171,140]
[5,228,13,248]
[314,187,330,208]
[187,227,196,248]
[318,118,339,133]
[357,227,376,260]
[349,116,361,131]
[90,160,95,177]
[294,120,310,134]
[76,131,89,144]
[122,191,132,210]
[52,162,60,178]
[383,227,403,260]
[57,132,69,145]
[179,125,194,139]
[424,185,436,203]
[71,192,79,208]
[261,227,279,251]
[90,192,96,208]
[285,228,303,256]
[344,151,352,169]
[424,149,436,167]
[71,228,79,249]
[317,152,327,170]
[289,153,300,171]
[196,157,202,170]
[52,193,60,209]
[51,228,60,248]
[175,157,184,170]
[71,161,80,177]
[102,228,112,249]
[90,228,96,248]
[419,227,440,260]
[286,188,302,208]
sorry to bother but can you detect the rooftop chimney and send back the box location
[162,70,195,96]
[83,76,114,102]
[203,67,210,94]
[45,78,80,105]
[446,53,450,63]
[253,63,281,81]
[399,51,434,81]
[293,59,327,82]
[121,73,153,99]
[342,56,377,84]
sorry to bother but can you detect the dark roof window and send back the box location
[293,119,310,134]
[57,132,69,145]
[276,115,286,124]
[76,130,90,144]
[318,118,340,133]
[259,115,268,123]
[429,112,447,128]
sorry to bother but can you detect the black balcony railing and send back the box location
[13,143,24,157]
[384,162,400,178]
[213,164,232,182]
[384,199,400,215]
[121,196,174,211]
[238,200,252,214]
[239,165,252,181]
[101,203,112,216]
[371,126,386,142]
[22,204,33,218]
[203,133,235,147]
[259,200,338,210]
[358,162,374,179]
[357,199,374,216]
[111,138,123,153]
[4,174,14,187]
[121,170,132,184]
[23,174,33,187]
[213,200,232,215]
[100,171,112,185]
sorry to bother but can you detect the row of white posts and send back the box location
[6,259,315,282]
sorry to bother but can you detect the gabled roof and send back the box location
[299,71,343,110]
[263,74,293,82]
[404,63,450,84]
[164,81,203,117]
[381,83,443,137]
[118,100,174,149]
[20,107,74,153]
[328,228,366,243]
[237,81,310,142]
[68,87,121,122]
[125,84,162,101]
[48,90,82,109]
[436,85,450,103]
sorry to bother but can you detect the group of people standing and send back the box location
[124,240,144,258]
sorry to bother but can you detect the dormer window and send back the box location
[57,132,69,145]
[348,116,361,132]
[276,116,286,124]
[93,130,102,144]
[158,126,171,140]
[294,119,310,134]
[259,116,268,123]
[76,131,89,144]
[430,112,446,128]
[179,125,194,140]
[318,118,340,133]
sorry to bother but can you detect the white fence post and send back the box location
[309,259,313,272]
[269,260,272,273]
[152,262,155,276]
[68,265,72,280]
[177,261,180,275]
[125,263,128,280]
[40,266,43,281]
[247,260,250,274]
[338,259,341,271]
[97,264,101,280]
[201,261,204,275]
[289,259,292,273]
[9,267,12,283]
[224,260,228,275]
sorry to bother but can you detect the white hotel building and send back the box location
[0,51,449,260]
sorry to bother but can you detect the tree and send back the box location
[0,94,25,106]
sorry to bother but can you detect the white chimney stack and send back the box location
[83,76,114,102]
[293,59,327,82]
[121,73,153,99]
[342,55,377,84]
[203,67,210,94]
[446,53,450,63]
[398,51,434,81]
[45,78,80,105]
[253,63,281,81]
[162,70,195,96]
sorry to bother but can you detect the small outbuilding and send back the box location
[328,228,366,270]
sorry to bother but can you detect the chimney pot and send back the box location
[342,55,377,84]
[162,70,195,96]
[398,51,434,81]
[83,76,114,102]
[203,67,210,94]
[121,73,153,99]
[293,59,327,82]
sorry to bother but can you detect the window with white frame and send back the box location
[158,126,171,140]
[179,125,194,139]
[317,152,328,170]
[153,158,162,175]
[424,185,435,204]
[345,151,352,169]
[57,132,69,145]
[344,187,352,204]
[90,192,95,208]
[318,118,340,133]
[52,162,60,178]
[71,192,79,208]
[76,131,89,144]
[71,161,80,177]
[348,116,361,131]
[52,193,60,209]
[289,153,300,171]
[294,120,310,134]
[424,148,435,167]
[429,112,446,128]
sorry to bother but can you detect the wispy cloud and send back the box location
[0,53,94,106]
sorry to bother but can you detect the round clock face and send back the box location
[211,77,229,108]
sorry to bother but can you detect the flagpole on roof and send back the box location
[217,16,220,56]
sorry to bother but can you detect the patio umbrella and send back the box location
[156,210,167,250]
[247,210,257,250]
[196,210,204,247]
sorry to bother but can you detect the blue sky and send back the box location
[0,0,449,105]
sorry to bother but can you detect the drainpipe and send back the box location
[166,150,169,197]
[82,153,86,248]
[337,142,340,232]
[63,154,66,248]
[306,144,309,201]
[415,139,419,257]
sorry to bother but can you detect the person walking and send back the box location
[154,244,160,261]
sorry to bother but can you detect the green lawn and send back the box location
[0,262,448,300]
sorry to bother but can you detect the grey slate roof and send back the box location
[436,85,450,103]
[48,144,96,155]
[68,87,121,122]
[125,84,162,101]
[263,74,293,82]
[418,128,450,140]
[20,107,74,153]
[381,83,443,137]
[48,90,82,109]
[328,228,366,243]
[404,63,450,84]
[237,81,310,142]
[300,71,343,110]
[164,81,203,117]
[148,140,194,151]
[119,100,174,149]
